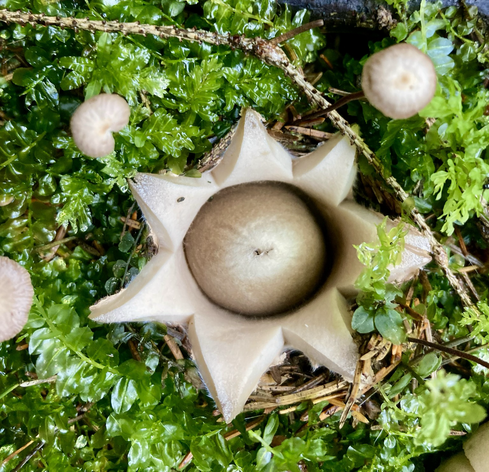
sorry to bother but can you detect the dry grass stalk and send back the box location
[164,334,184,360]
[339,359,365,428]
[288,372,328,394]
[127,338,142,362]
[1,440,35,466]
[120,216,141,229]
[19,375,57,388]
[458,265,483,273]
[295,117,325,127]
[329,397,369,424]
[360,360,402,397]
[243,379,349,411]
[42,225,67,262]
[390,344,403,364]
[285,125,334,140]
[397,300,424,321]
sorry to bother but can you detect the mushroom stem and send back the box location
[291,91,365,125]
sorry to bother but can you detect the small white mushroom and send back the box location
[70,93,130,158]
[361,43,437,119]
[0,256,34,342]
[436,452,475,472]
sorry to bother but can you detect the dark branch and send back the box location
[291,91,365,125]
[270,19,324,45]
[407,337,489,370]
[12,442,45,472]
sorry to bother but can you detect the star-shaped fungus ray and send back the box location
[90,108,431,423]
[89,247,204,323]
[188,307,285,422]
[293,132,357,206]
[281,287,358,378]
[130,173,219,250]
[211,109,293,187]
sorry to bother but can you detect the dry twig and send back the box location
[270,19,324,45]
[339,360,364,428]
[285,126,334,140]
[11,441,45,472]
[19,375,57,388]
[164,334,184,360]
[197,122,238,172]
[244,379,348,411]
[407,337,489,370]
[1,440,35,467]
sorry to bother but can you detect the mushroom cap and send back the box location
[70,93,130,158]
[184,181,327,317]
[0,256,34,343]
[361,43,437,119]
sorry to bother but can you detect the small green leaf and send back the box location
[414,352,442,377]
[119,232,135,253]
[352,306,375,333]
[262,414,279,446]
[111,377,138,414]
[374,308,406,345]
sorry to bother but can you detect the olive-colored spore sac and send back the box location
[184,181,328,317]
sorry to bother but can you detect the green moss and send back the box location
[1,0,489,470]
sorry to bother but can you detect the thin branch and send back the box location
[11,441,45,472]
[0,10,477,310]
[284,126,333,141]
[407,337,489,370]
[441,343,489,367]
[244,379,349,411]
[197,122,239,172]
[1,440,35,466]
[34,236,77,252]
[339,359,364,428]
[291,90,366,125]
[163,334,184,360]
[270,19,324,45]
[19,375,57,387]
[288,372,328,394]
[0,11,234,46]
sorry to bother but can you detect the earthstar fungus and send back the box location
[90,109,431,422]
